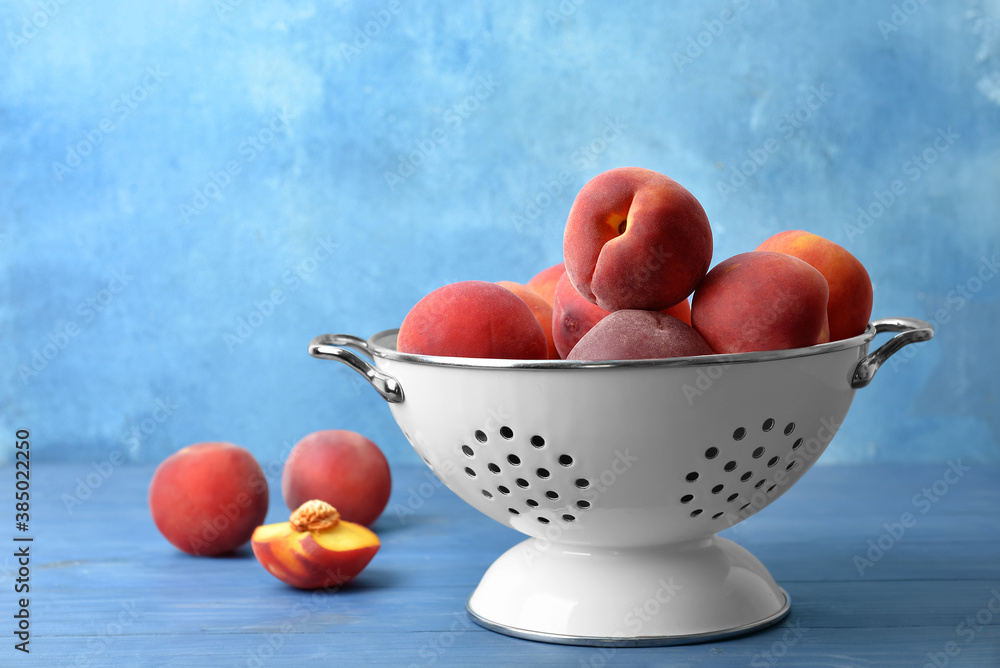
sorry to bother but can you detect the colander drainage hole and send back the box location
[741,471,754,482]
[475,430,488,443]
[498,485,510,495]
[685,471,700,482]
[733,427,747,441]
[461,445,474,457]
[786,461,797,471]
[500,426,514,439]
[516,478,529,488]
[752,447,765,459]
[690,509,703,517]
[792,438,803,450]
[526,499,539,507]
[762,418,775,432]
[680,494,694,504]
[755,479,767,489]
[545,491,559,500]
[767,484,777,493]
[724,461,737,472]
[487,463,501,474]
[767,456,779,468]
[536,468,550,479]
[507,454,521,466]
[464,467,476,478]
[575,478,590,489]
[558,455,574,466]
[727,493,739,502]
[740,502,751,511]
[712,512,725,520]
[531,435,545,448]
[562,514,576,522]
[538,517,550,524]
[577,500,591,509]
[508,508,519,515]
[784,422,796,435]
[705,447,719,459]
[481,490,493,499]
[711,484,724,494]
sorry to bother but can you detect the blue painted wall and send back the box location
[2,0,998,466]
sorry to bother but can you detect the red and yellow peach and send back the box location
[282,430,392,527]
[563,167,713,311]
[525,262,565,307]
[691,251,830,353]
[552,272,693,358]
[149,442,269,556]
[756,230,872,340]
[397,280,548,360]
[568,310,713,361]
[496,280,559,359]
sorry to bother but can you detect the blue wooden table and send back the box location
[3,460,998,666]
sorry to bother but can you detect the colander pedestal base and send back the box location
[466,535,790,647]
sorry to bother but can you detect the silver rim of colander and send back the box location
[363,324,878,370]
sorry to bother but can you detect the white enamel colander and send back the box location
[309,317,932,646]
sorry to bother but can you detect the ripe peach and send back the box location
[252,500,380,590]
[525,262,565,306]
[397,280,548,359]
[282,430,391,527]
[691,251,830,354]
[568,310,713,361]
[563,167,713,311]
[149,442,269,556]
[552,273,694,358]
[666,297,692,326]
[756,230,873,340]
[496,280,559,359]
[552,271,610,358]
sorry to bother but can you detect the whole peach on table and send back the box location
[691,251,831,354]
[282,430,392,527]
[149,442,269,556]
[552,272,693,358]
[563,167,713,311]
[252,499,380,590]
[756,230,873,340]
[397,280,548,360]
[496,280,559,359]
[525,262,565,306]
[568,310,713,361]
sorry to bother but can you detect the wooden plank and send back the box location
[27,535,1000,592]
[26,580,1000,634]
[11,626,1000,668]
[0,461,996,667]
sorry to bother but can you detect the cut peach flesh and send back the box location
[254,519,379,551]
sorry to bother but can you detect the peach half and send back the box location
[252,500,380,590]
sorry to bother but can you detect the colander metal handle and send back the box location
[851,317,934,389]
[308,334,404,403]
